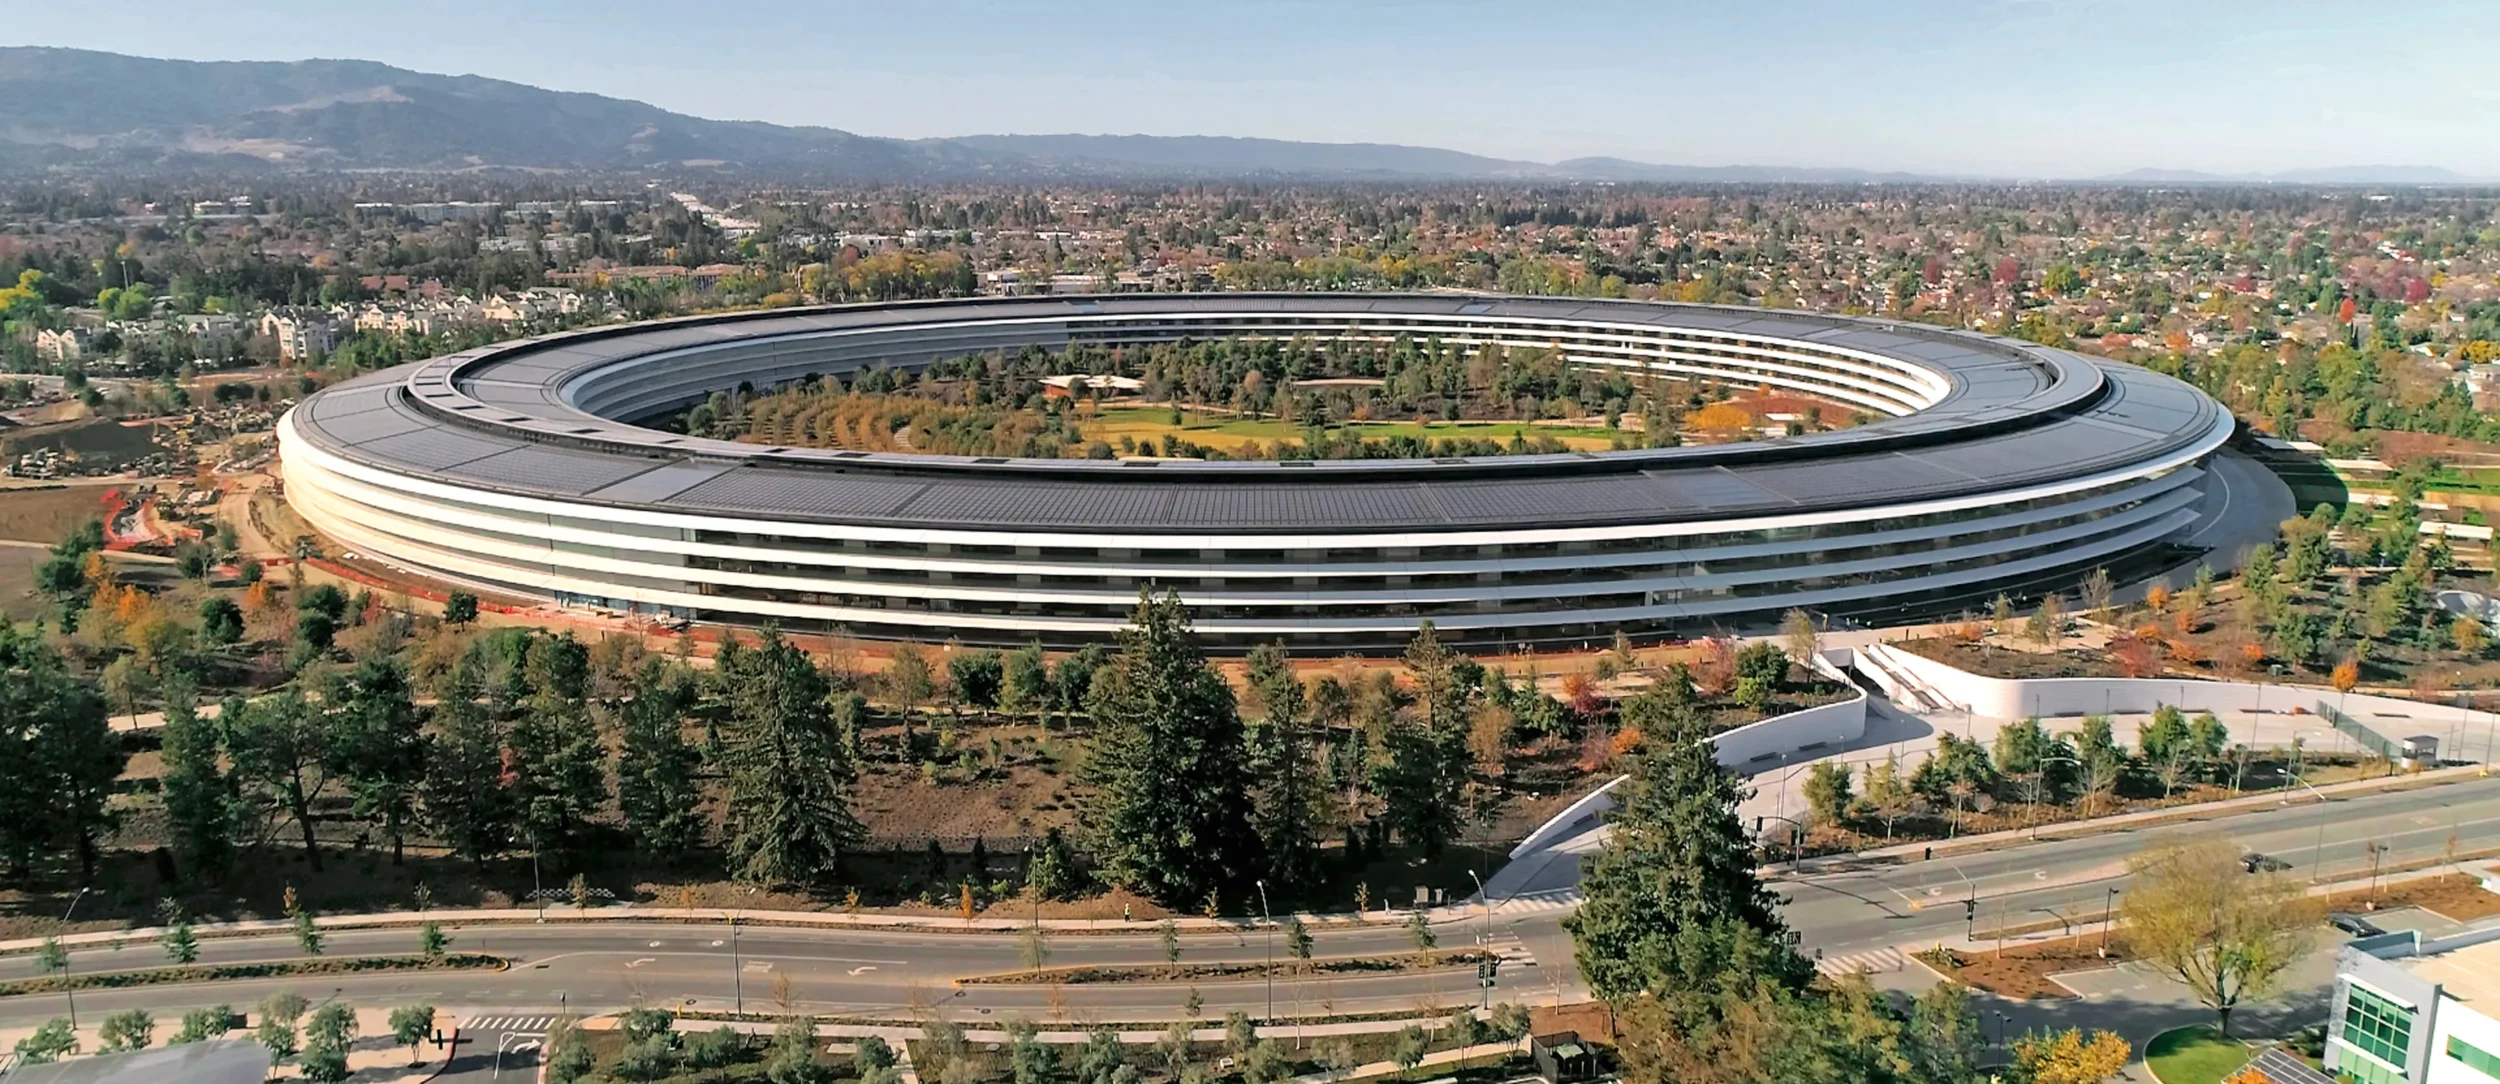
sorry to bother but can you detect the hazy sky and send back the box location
[13,0,2500,176]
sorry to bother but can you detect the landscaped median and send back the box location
[0,952,503,998]
[2143,1025,2252,1084]
[956,949,1497,986]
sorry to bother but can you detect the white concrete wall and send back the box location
[1506,656,1869,859]
[1862,641,2488,742]
[1711,690,1869,768]
[2431,989,2500,1084]
[1507,775,1627,860]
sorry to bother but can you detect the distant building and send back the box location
[2328,924,2500,1083]
[259,310,336,362]
[34,327,93,361]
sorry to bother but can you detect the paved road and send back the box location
[5,774,2491,1032]
[1782,772,2500,965]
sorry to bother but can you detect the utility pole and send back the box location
[1255,880,1274,1023]
[60,887,89,1028]
[731,916,743,1018]
[1468,870,1495,1011]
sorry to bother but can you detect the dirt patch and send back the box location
[1894,637,2124,680]
[1915,934,2134,1000]
[2321,872,2500,921]
[1530,1002,1617,1044]
[0,483,116,544]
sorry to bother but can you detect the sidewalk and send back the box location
[0,1005,457,1084]
[1771,761,2495,876]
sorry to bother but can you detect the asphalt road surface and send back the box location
[4,774,2491,1029]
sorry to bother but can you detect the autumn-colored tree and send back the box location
[2454,615,2488,656]
[2330,658,2361,693]
[1692,637,1736,696]
[2175,607,2200,637]
[1560,671,1602,716]
[2168,639,2206,667]
[2123,836,2319,1036]
[2236,641,2266,671]
[2010,1028,2130,1084]
[2110,637,2158,679]
[1689,402,1752,431]
[2145,584,2171,612]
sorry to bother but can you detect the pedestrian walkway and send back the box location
[1813,945,1905,977]
[1488,888,1580,917]
[464,1012,558,1034]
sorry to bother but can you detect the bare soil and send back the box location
[1894,637,2124,680]
[1915,934,2135,1000]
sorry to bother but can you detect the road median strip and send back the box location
[0,952,505,998]
[955,949,1496,986]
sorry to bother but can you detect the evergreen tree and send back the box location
[226,690,333,872]
[616,657,706,861]
[1080,590,1257,906]
[0,620,124,882]
[1566,709,1802,1000]
[421,664,513,865]
[507,635,606,867]
[157,669,237,878]
[714,629,862,888]
[1245,642,1322,891]
[327,658,425,864]
[1369,624,1473,858]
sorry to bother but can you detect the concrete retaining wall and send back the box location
[1862,642,2490,742]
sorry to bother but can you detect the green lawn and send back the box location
[1086,406,1621,452]
[2144,1025,2252,1084]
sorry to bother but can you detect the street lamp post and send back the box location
[59,887,89,1028]
[1467,870,1495,1011]
[730,915,743,1018]
[2098,887,2120,958]
[1255,880,1274,1023]
[2285,775,2330,884]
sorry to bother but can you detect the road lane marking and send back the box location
[849,966,877,975]
[628,958,656,968]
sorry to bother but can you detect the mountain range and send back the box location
[1,47,2485,185]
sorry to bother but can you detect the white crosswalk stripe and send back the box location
[1489,889,1580,916]
[464,1014,555,1033]
[1813,947,1905,976]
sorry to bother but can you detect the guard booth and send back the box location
[2400,734,2439,771]
[1530,1032,1598,1084]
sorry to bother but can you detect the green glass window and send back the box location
[2340,984,2414,1069]
[2453,1035,2500,1079]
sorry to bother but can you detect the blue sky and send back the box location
[13,0,2499,176]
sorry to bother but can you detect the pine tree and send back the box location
[1080,590,1257,906]
[714,629,862,888]
[328,658,425,865]
[1245,643,1322,891]
[508,638,606,867]
[157,670,237,878]
[1566,709,1804,1000]
[1370,625,1472,858]
[421,664,513,865]
[616,657,706,861]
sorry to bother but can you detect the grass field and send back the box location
[2144,1026,2250,1084]
[0,483,117,544]
[1083,405,1622,455]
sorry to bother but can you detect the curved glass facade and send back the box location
[279,296,2232,651]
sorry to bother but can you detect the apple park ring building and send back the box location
[277,293,2236,651]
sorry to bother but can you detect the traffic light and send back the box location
[1478,958,1499,988]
